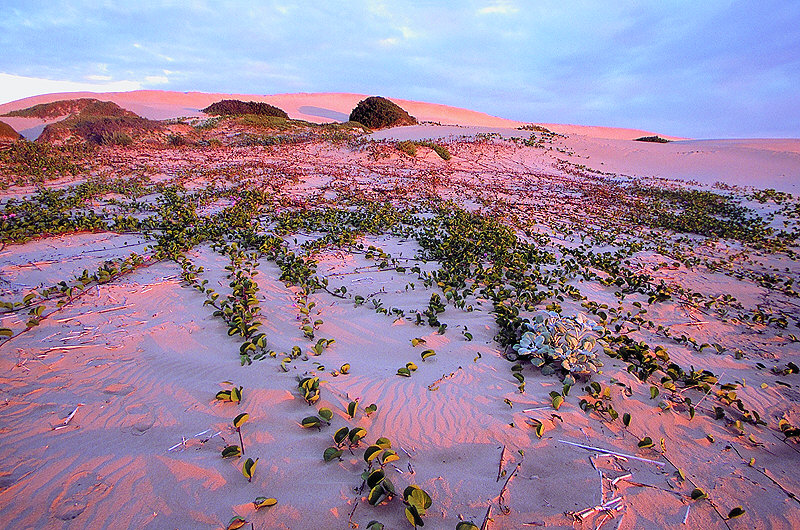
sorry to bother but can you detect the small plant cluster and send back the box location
[202,99,289,119]
[508,311,603,381]
[630,185,770,243]
[396,140,451,160]
[349,96,417,129]
[0,141,95,184]
[0,253,147,341]
[214,384,279,529]
[322,427,433,528]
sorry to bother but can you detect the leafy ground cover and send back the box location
[0,117,798,528]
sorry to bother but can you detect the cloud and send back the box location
[477,1,518,15]
[144,75,169,84]
[0,73,142,104]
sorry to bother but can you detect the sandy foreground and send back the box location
[1,92,800,529]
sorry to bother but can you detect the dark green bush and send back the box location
[348,97,417,129]
[634,136,670,143]
[202,100,289,118]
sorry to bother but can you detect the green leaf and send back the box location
[380,450,399,465]
[375,436,392,449]
[368,484,387,505]
[421,349,436,361]
[650,386,659,399]
[411,338,426,346]
[405,505,425,527]
[347,401,358,418]
[221,445,242,458]
[367,469,385,489]
[406,362,418,371]
[727,506,745,519]
[334,426,349,445]
[622,412,631,427]
[323,447,343,462]
[340,363,350,375]
[0,328,13,337]
[529,420,544,438]
[366,521,384,530]
[233,412,249,429]
[227,516,248,530]
[552,394,564,410]
[365,403,377,416]
[215,390,232,401]
[301,416,321,428]
[253,496,277,509]
[404,485,432,510]
[242,457,258,481]
[691,488,708,500]
[397,367,411,377]
[638,437,654,449]
[318,408,333,422]
[364,445,382,463]
[230,386,242,402]
[456,523,480,530]
[348,427,367,445]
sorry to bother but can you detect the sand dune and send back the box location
[0,91,799,529]
[0,89,679,141]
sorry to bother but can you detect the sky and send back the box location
[1,1,798,138]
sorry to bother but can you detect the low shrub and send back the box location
[348,97,417,129]
[634,135,670,143]
[202,100,289,119]
[395,140,450,160]
[396,141,417,156]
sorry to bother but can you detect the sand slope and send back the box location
[0,92,799,529]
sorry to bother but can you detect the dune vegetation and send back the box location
[0,94,798,529]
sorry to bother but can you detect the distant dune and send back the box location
[0,90,671,141]
[1,89,798,191]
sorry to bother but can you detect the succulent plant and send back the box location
[509,311,603,379]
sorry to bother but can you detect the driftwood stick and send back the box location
[558,440,665,466]
[497,445,507,482]
[480,503,492,530]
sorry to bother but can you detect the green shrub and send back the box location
[202,100,289,118]
[348,97,417,129]
[396,141,417,156]
[70,115,157,145]
[634,136,670,143]
[395,140,450,160]
[167,134,189,147]
[415,141,450,160]
[236,114,291,129]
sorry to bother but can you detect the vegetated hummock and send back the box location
[0,120,22,141]
[15,99,161,145]
[635,135,671,143]
[1,98,133,120]
[0,92,798,530]
[202,99,289,119]
[348,96,418,129]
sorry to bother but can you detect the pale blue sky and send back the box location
[1,1,798,138]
